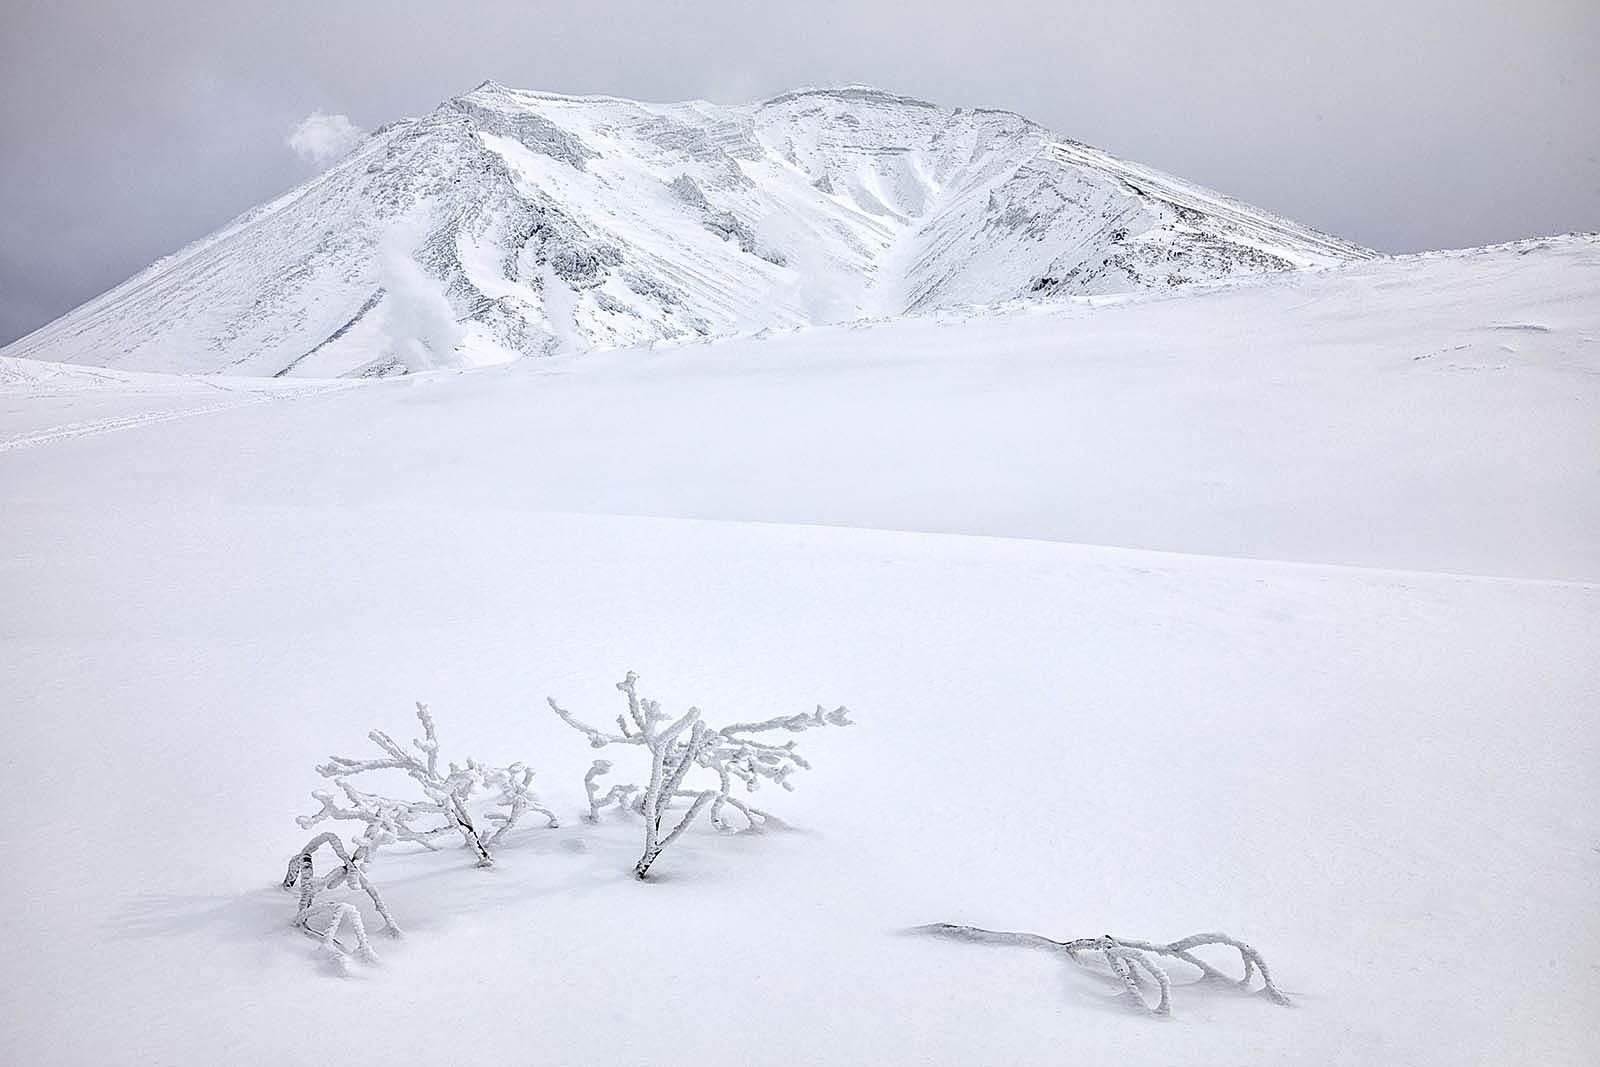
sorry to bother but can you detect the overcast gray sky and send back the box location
[2,0,1596,345]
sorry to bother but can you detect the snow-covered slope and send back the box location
[1,84,1372,377]
[1,237,1597,1065]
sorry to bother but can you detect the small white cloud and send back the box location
[286,110,363,167]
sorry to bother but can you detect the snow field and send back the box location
[0,237,1596,1063]
[1,509,1594,1063]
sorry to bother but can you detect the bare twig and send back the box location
[916,923,1290,1016]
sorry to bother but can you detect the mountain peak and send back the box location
[2,86,1372,377]
[759,84,942,110]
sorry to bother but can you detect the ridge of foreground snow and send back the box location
[7,235,1593,579]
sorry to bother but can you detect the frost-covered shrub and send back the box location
[283,831,394,971]
[547,672,852,879]
[284,702,556,963]
[296,702,557,866]
[918,923,1290,1016]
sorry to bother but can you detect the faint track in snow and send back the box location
[0,384,354,455]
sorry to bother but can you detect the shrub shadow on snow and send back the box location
[901,924,1154,1018]
[110,886,295,948]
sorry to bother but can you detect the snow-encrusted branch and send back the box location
[482,763,560,846]
[285,703,556,965]
[282,831,396,969]
[547,672,853,878]
[582,760,638,822]
[310,703,488,864]
[916,923,1290,1016]
[299,702,555,868]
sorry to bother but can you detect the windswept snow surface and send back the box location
[0,84,1370,378]
[1,238,1598,1064]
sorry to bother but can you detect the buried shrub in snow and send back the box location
[917,923,1291,1016]
[275,686,1290,1018]
[547,672,853,879]
[283,832,393,971]
[279,681,851,968]
[283,702,556,963]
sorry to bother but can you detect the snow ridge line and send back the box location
[530,511,1600,591]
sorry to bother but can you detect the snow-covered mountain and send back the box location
[2,83,1374,377]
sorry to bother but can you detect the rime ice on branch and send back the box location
[548,672,852,879]
[285,702,557,960]
[917,923,1291,1016]
[582,760,637,823]
[298,701,557,867]
[283,831,395,968]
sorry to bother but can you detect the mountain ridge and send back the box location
[2,83,1375,377]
